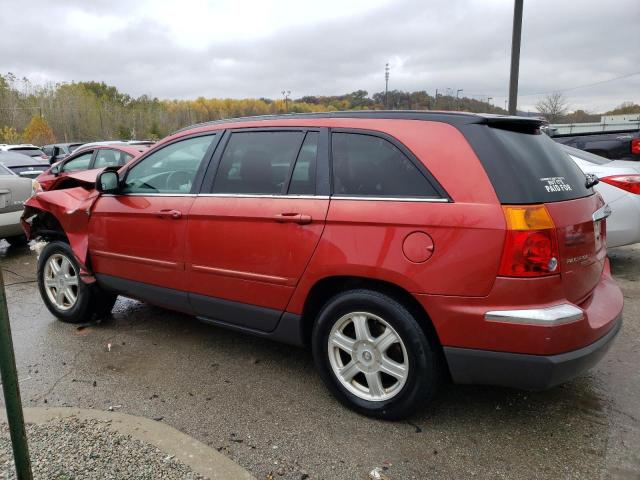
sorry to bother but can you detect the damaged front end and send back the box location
[21,169,113,283]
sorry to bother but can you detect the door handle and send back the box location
[153,209,183,219]
[273,213,312,225]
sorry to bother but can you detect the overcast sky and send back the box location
[1,0,638,112]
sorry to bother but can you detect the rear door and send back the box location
[185,128,329,330]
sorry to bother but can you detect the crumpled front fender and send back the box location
[22,188,101,278]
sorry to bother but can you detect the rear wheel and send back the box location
[312,289,441,419]
[37,241,117,323]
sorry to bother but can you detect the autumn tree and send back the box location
[22,115,56,145]
[536,92,569,123]
[0,126,20,143]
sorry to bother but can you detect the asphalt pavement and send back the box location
[0,241,638,480]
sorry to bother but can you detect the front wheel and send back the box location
[37,241,117,323]
[312,289,442,420]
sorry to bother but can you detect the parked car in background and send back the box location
[0,151,49,179]
[22,112,622,419]
[562,145,640,247]
[36,144,148,191]
[0,144,49,162]
[553,129,640,161]
[42,143,84,164]
[77,140,156,149]
[0,163,34,244]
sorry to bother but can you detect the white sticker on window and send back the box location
[540,177,572,192]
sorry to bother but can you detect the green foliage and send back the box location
[0,125,20,143]
[0,72,508,143]
[605,102,640,115]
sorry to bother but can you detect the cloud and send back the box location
[0,0,638,112]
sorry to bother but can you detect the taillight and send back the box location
[499,205,560,277]
[631,138,640,155]
[600,175,640,195]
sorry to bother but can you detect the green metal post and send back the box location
[0,268,33,479]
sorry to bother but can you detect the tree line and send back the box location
[1,72,637,145]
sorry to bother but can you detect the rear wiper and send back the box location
[585,173,599,189]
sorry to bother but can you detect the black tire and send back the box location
[312,289,442,420]
[37,241,117,323]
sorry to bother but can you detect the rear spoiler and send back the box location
[477,114,545,133]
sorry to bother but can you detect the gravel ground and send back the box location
[0,418,205,479]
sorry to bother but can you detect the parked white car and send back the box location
[562,145,640,248]
[0,163,34,244]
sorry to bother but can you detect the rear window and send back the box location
[10,148,45,157]
[10,166,47,178]
[464,125,592,204]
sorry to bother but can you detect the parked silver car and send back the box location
[562,145,640,248]
[0,163,34,243]
[0,151,49,179]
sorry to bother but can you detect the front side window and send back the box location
[331,133,439,197]
[123,135,215,194]
[62,151,93,172]
[213,131,304,194]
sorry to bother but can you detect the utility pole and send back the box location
[281,90,291,113]
[434,89,439,109]
[384,63,390,109]
[0,269,33,480]
[508,0,524,115]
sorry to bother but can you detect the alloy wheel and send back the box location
[328,311,409,402]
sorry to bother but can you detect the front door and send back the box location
[186,129,329,330]
[89,134,219,308]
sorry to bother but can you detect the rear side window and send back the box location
[213,131,304,194]
[465,125,592,204]
[331,133,439,197]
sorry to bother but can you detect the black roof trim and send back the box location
[174,111,544,134]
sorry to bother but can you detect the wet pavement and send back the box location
[1,241,638,480]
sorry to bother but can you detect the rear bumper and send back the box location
[444,314,621,390]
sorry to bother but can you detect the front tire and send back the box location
[312,289,442,420]
[37,241,116,323]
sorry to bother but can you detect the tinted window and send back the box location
[213,131,304,194]
[42,146,53,156]
[123,135,214,194]
[471,126,592,204]
[10,148,45,157]
[288,132,318,195]
[69,144,83,152]
[331,133,439,197]
[62,152,93,172]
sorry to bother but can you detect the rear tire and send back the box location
[312,289,441,420]
[37,241,117,323]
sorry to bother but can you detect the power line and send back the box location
[518,71,640,97]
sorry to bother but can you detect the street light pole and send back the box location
[0,269,33,480]
[456,89,463,110]
[384,63,390,109]
[508,0,524,115]
[281,90,291,113]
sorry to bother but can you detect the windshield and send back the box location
[560,145,612,166]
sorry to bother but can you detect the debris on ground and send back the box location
[369,466,391,480]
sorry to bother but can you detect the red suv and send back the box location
[23,112,623,419]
